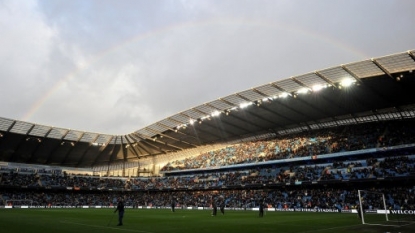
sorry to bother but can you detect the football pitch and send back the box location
[0,208,413,233]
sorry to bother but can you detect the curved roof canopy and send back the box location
[1,50,415,168]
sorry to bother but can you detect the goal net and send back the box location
[5,199,35,207]
[358,190,415,227]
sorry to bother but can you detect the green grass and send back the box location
[0,208,413,233]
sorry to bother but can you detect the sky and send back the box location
[0,0,414,135]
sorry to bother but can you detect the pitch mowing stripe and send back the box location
[60,220,154,233]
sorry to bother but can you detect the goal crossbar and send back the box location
[358,190,415,227]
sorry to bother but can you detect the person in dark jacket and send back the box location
[114,199,125,226]
[219,198,225,215]
[171,197,176,212]
[259,199,265,217]
[211,199,217,216]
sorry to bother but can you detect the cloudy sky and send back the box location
[1,0,414,135]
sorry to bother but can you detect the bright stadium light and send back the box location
[312,84,324,92]
[297,87,309,94]
[340,78,356,87]
[176,123,187,130]
[239,102,252,109]
[189,119,195,125]
[201,115,210,120]
[279,92,290,98]
[211,110,221,117]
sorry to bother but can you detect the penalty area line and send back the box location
[60,220,154,233]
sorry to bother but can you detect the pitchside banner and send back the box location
[389,210,415,215]
[1,206,414,215]
[273,208,340,213]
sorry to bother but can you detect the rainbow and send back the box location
[22,17,368,122]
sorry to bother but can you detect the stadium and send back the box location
[1,49,415,233]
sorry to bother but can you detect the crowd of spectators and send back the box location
[1,154,414,211]
[161,121,415,171]
[2,155,414,191]
[1,120,415,212]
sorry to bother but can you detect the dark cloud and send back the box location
[0,0,414,134]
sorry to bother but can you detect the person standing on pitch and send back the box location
[171,197,176,212]
[211,198,217,216]
[219,197,225,215]
[114,198,125,226]
[259,199,264,217]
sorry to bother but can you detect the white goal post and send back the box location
[358,189,414,227]
[358,190,388,225]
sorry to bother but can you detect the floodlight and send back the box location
[297,87,309,94]
[312,84,324,92]
[239,102,252,109]
[211,110,221,117]
[340,78,355,87]
[279,92,290,98]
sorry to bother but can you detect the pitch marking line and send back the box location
[60,220,154,233]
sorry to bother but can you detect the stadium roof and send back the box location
[1,50,415,168]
